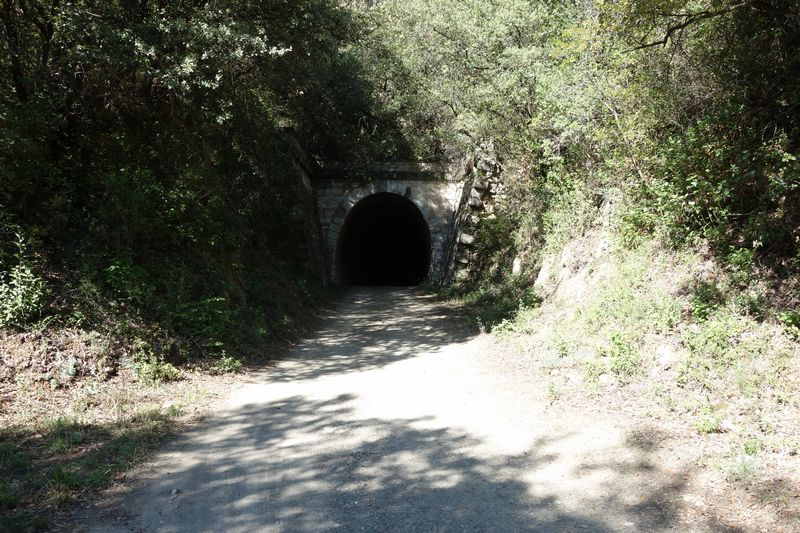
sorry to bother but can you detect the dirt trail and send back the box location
[80,288,744,532]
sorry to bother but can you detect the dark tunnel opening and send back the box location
[337,193,432,286]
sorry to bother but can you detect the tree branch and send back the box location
[626,2,751,52]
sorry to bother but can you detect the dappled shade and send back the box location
[338,193,431,286]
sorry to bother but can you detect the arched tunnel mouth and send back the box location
[337,192,432,286]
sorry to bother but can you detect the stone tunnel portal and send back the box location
[337,193,432,286]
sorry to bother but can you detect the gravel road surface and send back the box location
[81,288,733,532]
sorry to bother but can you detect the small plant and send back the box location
[690,280,724,321]
[49,466,82,490]
[722,455,759,483]
[604,332,641,381]
[212,352,243,374]
[694,407,723,434]
[778,310,800,338]
[132,338,181,384]
[0,233,46,328]
[0,480,19,510]
[726,246,756,285]
[743,437,763,456]
[45,418,85,453]
[546,382,560,404]
[583,358,605,386]
[135,356,181,384]
[551,335,572,358]
[0,442,30,475]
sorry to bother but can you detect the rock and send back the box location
[512,256,523,276]
[468,189,484,209]
[459,232,476,246]
[473,180,489,191]
[656,344,679,370]
[598,373,615,386]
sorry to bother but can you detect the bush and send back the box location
[604,332,641,381]
[212,353,244,374]
[0,233,46,328]
[690,281,724,321]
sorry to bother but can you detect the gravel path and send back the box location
[81,288,739,532]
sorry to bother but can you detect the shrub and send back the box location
[689,280,724,321]
[212,352,243,374]
[778,310,800,339]
[0,233,46,328]
[604,332,641,381]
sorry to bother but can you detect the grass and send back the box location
[0,356,232,532]
[0,405,181,530]
[482,229,800,501]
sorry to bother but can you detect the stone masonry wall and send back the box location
[315,178,467,285]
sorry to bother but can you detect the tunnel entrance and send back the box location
[337,193,431,286]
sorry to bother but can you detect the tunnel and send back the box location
[337,192,432,286]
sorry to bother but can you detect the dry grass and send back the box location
[0,331,240,531]
[493,236,800,531]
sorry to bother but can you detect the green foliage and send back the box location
[0,232,46,329]
[694,407,723,434]
[134,350,181,384]
[689,280,724,321]
[212,353,244,374]
[172,298,234,341]
[448,277,540,333]
[778,310,800,339]
[743,437,763,456]
[104,260,155,307]
[612,1,800,262]
[584,246,681,337]
[603,332,641,381]
[0,0,402,362]
[678,311,750,388]
[45,418,86,454]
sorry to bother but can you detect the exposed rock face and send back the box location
[449,142,506,282]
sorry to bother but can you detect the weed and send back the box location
[0,232,47,328]
[690,280,724,321]
[603,332,641,381]
[679,312,747,387]
[694,407,723,434]
[743,437,763,456]
[45,418,85,453]
[49,466,82,490]
[135,357,181,383]
[583,245,680,338]
[0,480,19,510]
[722,455,759,483]
[0,442,30,475]
[726,246,756,285]
[546,382,560,404]
[552,335,573,358]
[778,310,800,338]
[212,352,243,374]
[583,358,605,386]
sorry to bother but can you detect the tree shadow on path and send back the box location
[259,287,476,383]
[88,393,746,532]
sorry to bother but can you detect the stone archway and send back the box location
[336,192,432,286]
[315,177,467,285]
